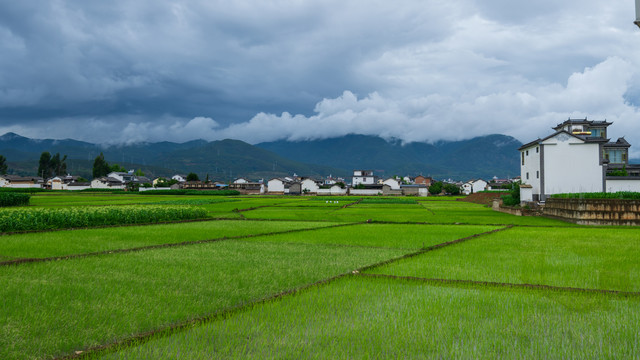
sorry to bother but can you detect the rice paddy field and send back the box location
[1,192,638,359]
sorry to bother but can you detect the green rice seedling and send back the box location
[93,276,640,359]
[0,241,406,360]
[0,220,342,259]
[368,226,640,292]
[239,223,500,249]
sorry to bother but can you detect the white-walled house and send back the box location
[300,178,320,194]
[519,119,640,202]
[172,174,187,183]
[233,178,249,184]
[462,179,488,195]
[382,178,401,190]
[91,177,125,189]
[0,175,43,188]
[267,178,285,194]
[352,170,377,186]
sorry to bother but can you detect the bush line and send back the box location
[0,206,208,232]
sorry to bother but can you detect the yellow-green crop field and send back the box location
[1,193,639,359]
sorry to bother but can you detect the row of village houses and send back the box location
[0,169,514,196]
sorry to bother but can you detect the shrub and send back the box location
[0,193,30,207]
[428,182,443,195]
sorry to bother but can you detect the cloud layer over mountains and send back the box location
[1,1,640,155]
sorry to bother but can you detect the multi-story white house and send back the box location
[519,119,640,202]
[352,170,377,186]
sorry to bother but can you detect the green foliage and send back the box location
[0,205,208,232]
[186,172,200,181]
[0,193,30,207]
[0,187,48,193]
[154,178,179,188]
[134,169,145,176]
[37,151,51,178]
[38,152,67,178]
[0,154,7,174]
[501,181,520,206]
[137,189,240,196]
[443,183,460,195]
[607,165,628,177]
[551,192,640,200]
[92,153,111,179]
[110,164,126,172]
[428,181,443,195]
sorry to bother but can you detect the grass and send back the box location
[367,226,640,292]
[93,276,640,359]
[0,240,407,360]
[0,220,343,259]
[2,192,638,359]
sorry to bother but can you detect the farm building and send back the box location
[519,118,640,202]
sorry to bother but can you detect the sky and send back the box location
[1,1,640,155]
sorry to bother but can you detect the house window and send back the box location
[526,150,529,156]
[536,171,539,179]
[536,147,539,153]
[521,152,525,165]
[526,172,529,180]
[607,150,624,164]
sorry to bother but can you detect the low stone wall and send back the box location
[543,198,640,226]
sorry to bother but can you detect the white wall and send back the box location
[606,179,640,192]
[521,144,541,195]
[382,178,401,190]
[316,186,347,195]
[542,136,603,195]
[472,180,487,193]
[349,189,382,195]
[267,179,285,193]
[301,179,319,193]
[520,186,533,202]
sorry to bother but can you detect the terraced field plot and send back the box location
[0,193,638,359]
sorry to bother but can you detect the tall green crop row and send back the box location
[0,206,208,232]
[0,193,30,207]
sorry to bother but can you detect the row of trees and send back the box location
[38,152,68,179]
[428,181,461,195]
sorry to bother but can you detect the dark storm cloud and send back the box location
[1,1,640,155]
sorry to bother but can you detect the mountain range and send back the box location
[0,132,524,181]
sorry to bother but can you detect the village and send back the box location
[0,168,515,197]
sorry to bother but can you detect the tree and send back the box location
[186,172,200,181]
[428,181,443,195]
[92,153,111,179]
[38,152,68,178]
[443,183,461,195]
[134,169,145,176]
[110,163,126,172]
[50,153,67,176]
[0,155,7,174]
[38,152,52,179]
